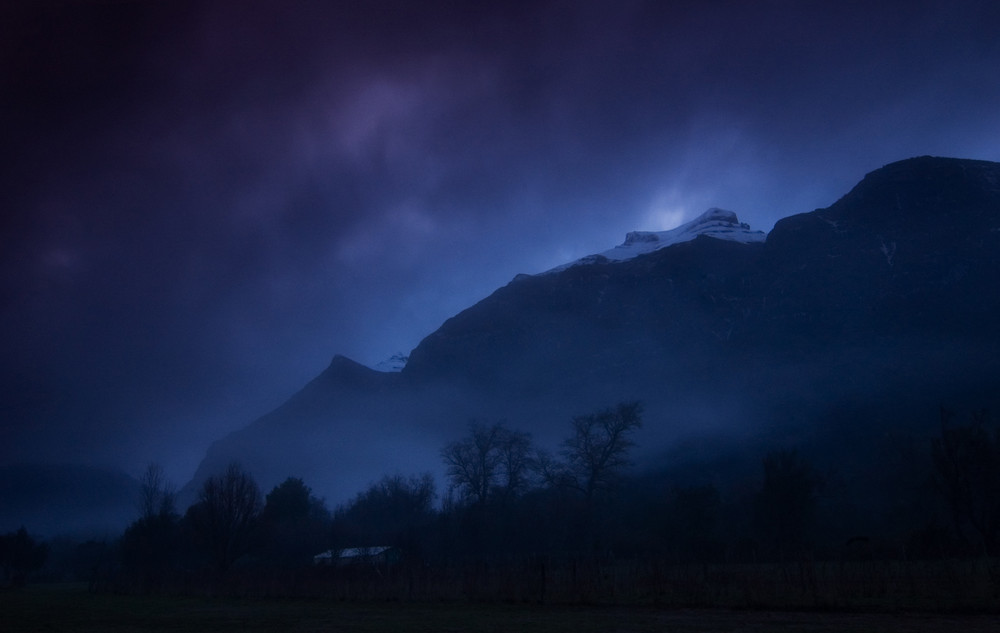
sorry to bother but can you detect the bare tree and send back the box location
[441,422,533,505]
[496,426,534,499]
[123,463,180,589]
[188,462,262,572]
[560,401,643,501]
[534,448,571,489]
[138,462,176,520]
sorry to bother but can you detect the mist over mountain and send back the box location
[185,156,1000,506]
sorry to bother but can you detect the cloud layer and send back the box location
[2,0,999,482]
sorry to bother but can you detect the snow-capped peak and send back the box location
[372,352,409,372]
[544,208,766,274]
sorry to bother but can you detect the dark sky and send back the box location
[2,0,999,484]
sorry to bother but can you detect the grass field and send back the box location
[2,584,999,633]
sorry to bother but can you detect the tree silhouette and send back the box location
[0,527,48,587]
[259,477,330,567]
[332,473,435,551]
[121,463,180,591]
[441,422,533,505]
[932,408,1000,554]
[668,484,722,562]
[137,463,176,520]
[262,477,326,524]
[560,401,643,502]
[753,449,821,558]
[120,512,180,592]
[187,462,262,572]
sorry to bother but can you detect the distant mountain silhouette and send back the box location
[188,156,1000,505]
[0,463,139,537]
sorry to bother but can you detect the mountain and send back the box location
[0,464,140,538]
[188,156,1000,505]
[544,206,765,273]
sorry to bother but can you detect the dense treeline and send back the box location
[10,405,1000,608]
[0,527,48,587]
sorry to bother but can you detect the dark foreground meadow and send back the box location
[2,584,999,633]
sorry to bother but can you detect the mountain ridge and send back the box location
[188,155,1000,506]
[12,155,999,535]
[542,206,766,275]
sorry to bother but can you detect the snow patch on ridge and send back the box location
[543,208,766,274]
[372,352,409,372]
